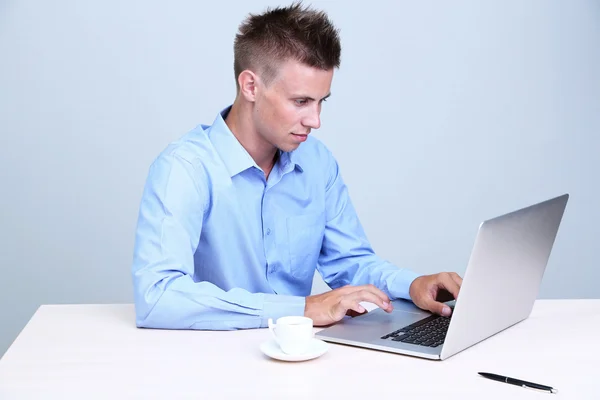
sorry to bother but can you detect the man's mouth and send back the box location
[291,132,309,142]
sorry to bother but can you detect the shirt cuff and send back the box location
[260,293,306,327]
[388,269,421,300]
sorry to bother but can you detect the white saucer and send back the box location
[260,338,329,362]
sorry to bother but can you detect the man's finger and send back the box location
[346,308,367,318]
[428,300,452,317]
[340,298,366,315]
[346,290,392,312]
[438,273,461,300]
[331,300,360,322]
[351,284,391,305]
[450,272,463,289]
[341,284,391,305]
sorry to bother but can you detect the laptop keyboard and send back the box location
[380,314,451,348]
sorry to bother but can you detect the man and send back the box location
[131,3,462,331]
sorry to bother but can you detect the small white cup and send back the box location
[267,316,314,355]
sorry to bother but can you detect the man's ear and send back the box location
[238,70,258,102]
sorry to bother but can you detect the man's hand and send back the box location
[305,284,393,326]
[409,272,463,317]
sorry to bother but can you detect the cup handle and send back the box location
[268,318,276,339]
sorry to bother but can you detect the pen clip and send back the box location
[522,384,558,394]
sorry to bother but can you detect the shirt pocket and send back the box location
[286,211,326,280]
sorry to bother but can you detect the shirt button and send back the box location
[266,228,271,235]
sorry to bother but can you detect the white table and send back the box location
[0,300,598,399]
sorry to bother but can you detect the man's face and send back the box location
[253,60,333,153]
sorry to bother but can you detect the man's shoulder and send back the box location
[153,124,217,170]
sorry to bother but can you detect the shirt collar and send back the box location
[207,106,304,177]
[207,106,257,177]
[278,148,304,174]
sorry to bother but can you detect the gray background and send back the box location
[1,0,598,358]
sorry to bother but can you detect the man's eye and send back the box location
[295,99,307,106]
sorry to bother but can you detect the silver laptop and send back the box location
[315,194,569,360]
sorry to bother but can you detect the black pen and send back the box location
[478,372,558,394]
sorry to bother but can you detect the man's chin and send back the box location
[279,142,301,152]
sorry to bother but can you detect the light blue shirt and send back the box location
[132,106,419,330]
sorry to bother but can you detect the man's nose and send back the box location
[303,108,321,130]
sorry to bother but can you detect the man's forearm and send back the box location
[134,273,305,330]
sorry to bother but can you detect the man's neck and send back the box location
[224,101,278,178]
